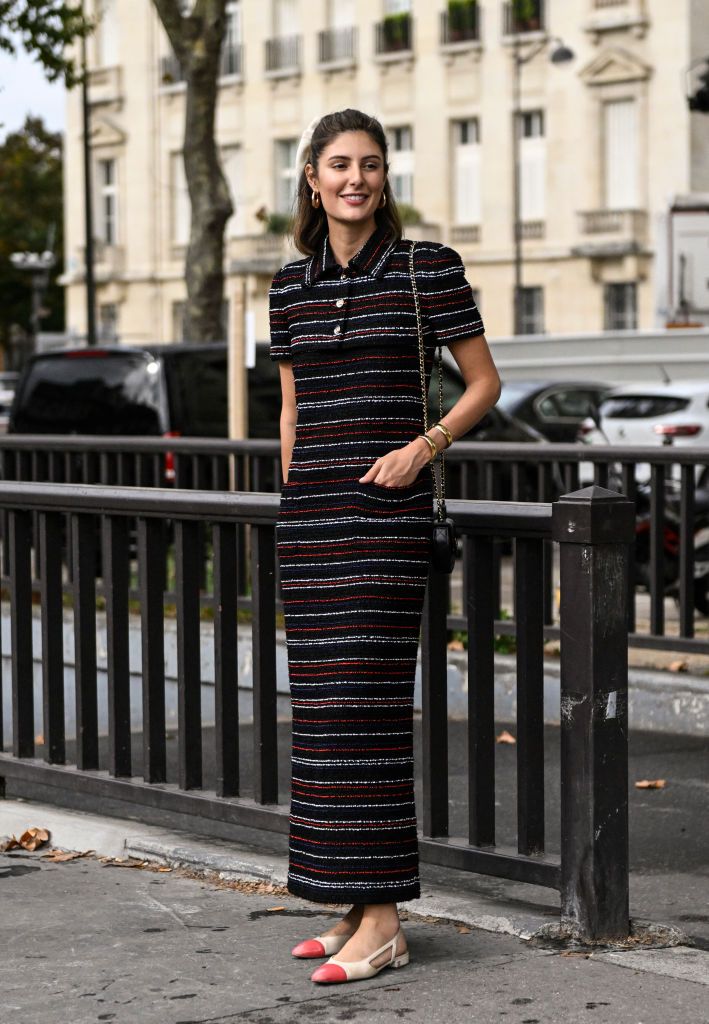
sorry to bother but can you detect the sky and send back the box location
[0,45,66,140]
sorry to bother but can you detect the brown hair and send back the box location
[291,109,403,256]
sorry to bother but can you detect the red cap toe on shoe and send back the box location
[311,962,348,983]
[291,939,326,958]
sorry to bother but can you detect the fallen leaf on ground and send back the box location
[447,639,465,652]
[34,734,44,744]
[455,924,472,934]
[157,866,172,873]
[1,827,51,852]
[100,857,148,868]
[635,779,666,790]
[668,660,688,673]
[496,730,517,745]
[41,848,94,862]
[267,906,287,912]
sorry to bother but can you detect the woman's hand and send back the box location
[358,437,438,487]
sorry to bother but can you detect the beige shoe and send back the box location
[310,928,409,983]
[291,932,350,958]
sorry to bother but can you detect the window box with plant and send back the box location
[442,0,480,45]
[503,0,545,36]
[375,12,413,55]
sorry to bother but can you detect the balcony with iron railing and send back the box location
[374,13,413,59]
[502,0,546,36]
[317,26,357,68]
[264,35,301,76]
[440,3,482,47]
[585,0,649,39]
[450,225,481,245]
[159,43,243,87]
[574,208,648,257]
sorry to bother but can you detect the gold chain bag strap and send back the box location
[408,241,458,574]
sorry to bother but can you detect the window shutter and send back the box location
[604,99,638,209]
[275,0,299,35]
[520,136,546,221]
[454,143,481,225]
[329,0,355,27]
[172,153,190,247]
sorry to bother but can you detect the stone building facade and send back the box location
[61,0,709,345]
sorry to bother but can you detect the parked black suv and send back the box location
[8,342,281,439]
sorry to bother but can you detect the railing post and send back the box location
[552,485,634,942]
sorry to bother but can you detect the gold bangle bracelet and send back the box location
[417,433,437,461]
[431,422,453,448]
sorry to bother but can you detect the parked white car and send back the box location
[579,381,709,484]
[580,381,709,448]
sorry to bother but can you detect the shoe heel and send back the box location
[389,951,410,969]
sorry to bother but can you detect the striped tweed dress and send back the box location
[270,225,485,905]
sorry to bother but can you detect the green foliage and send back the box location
[0,116,64,352]
[448,0,478,34]
[265,212,293,235]
[397,203,423,226]
[0,1,92,87]
[511,0,539,27]
[382,11,410,49]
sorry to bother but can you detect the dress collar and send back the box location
[303,223,399,287]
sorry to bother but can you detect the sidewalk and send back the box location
[1,797,707,1024]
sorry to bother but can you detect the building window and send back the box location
[519,286,544,334]
[389,126,414,205]
[221,1,243,76]
[274,139,298,214]
[99,303,118,341]
[222,145,246,237]
[376,0,412,55]
[518,110,545,223]
[319,0,357,64]
[452,118,481,226]
[604,99,639,209]
[171,152,190,247]
[604,283,637,330]
[96,0,119,66]
[97,158,118,245]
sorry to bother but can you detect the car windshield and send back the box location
[12,352,163,434]
[601,395,690,419]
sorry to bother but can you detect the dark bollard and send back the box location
[552,485,635,942]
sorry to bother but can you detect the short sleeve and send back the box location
[268,269,291,361]
[416,244,485,346]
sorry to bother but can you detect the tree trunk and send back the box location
[153,0,233,342]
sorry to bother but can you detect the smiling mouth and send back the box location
[340,194,370,204]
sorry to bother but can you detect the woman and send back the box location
[270,109,500,984]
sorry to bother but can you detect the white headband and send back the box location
[294,115,322,178]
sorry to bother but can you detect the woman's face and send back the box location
[306,131,386,229]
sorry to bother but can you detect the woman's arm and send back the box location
[358,335,501,487]
[278,361,297,483]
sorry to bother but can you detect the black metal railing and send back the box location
[264,35,301,74]
[440,4,481,45]
[0,480,632,940]
[375,14,413,55]
[0,435,707,655]
[317,26,357,65]
[503,0,545,34]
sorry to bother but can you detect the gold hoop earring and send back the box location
[311,190,321,209]
[378,192,387,209]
